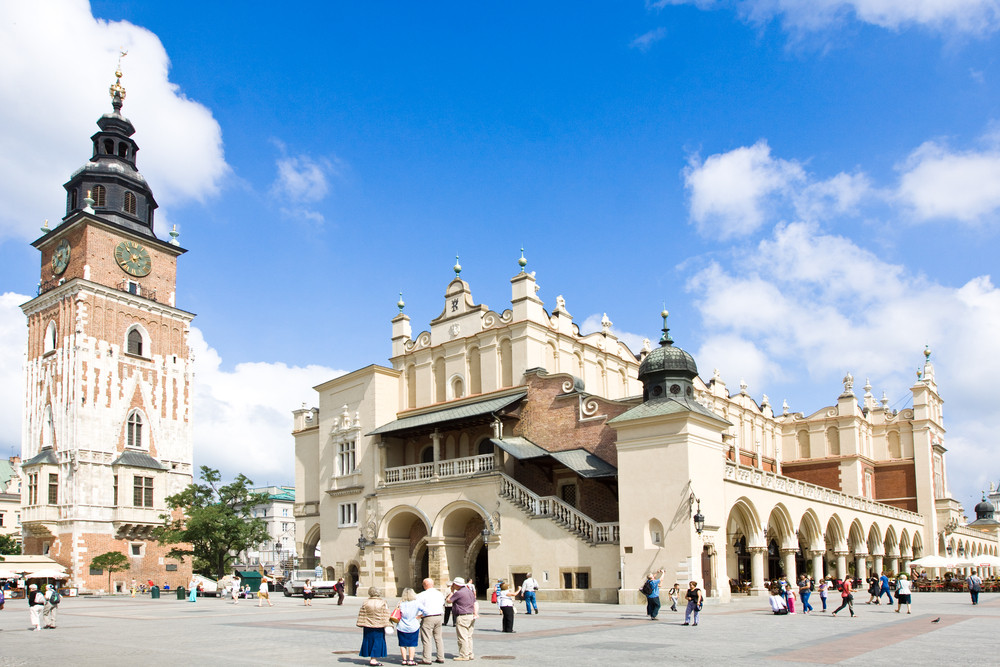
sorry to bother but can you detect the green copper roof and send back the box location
[608,397,730,425]
[22,449,57,466]
[368,391,526,436]
[111,450,166,470]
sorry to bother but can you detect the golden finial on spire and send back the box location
[109,49,128,111]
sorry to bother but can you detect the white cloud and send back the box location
[579,314,648,354]
[686,221,1000,506]
[630,27,669,51]
[0,2,229,241]
[273,155,334,203]
[189,327,344,483]
[897,140,1000,222]
[683,140,805,238]
[657,0,1000,35]
[0,293,28,459]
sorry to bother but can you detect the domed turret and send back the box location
[637,310,699,402]
[61,60,158,237]
[968,493,1000,528]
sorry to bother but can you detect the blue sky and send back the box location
[1,1,999,513]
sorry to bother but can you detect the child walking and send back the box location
[668,583,680,612]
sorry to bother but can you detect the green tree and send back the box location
[154,466,270,579]
[90,551,130,592]
[0,533,21,555]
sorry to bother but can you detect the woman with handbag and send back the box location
[683,581,704,626]
[394,588,421,665]
[497,582,521,633]
[356,587,391,666]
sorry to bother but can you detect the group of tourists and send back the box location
[639,569,705,625]
[356,577,473,666]
[354,573,543,665]
[7,582,61,630]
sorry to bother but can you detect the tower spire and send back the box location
[109,49,128,113]
[659,307,673,347]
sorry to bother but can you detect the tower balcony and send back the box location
[383,453,495,485]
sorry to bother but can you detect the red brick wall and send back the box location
[874,461,918,511]
[514,371,633,467]
[782,460,842,491]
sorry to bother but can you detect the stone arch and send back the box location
[848,519,867,553]
[887,430,901,458]
[899,529,912,559]
[825,514,846,552]
[125,323,151,358]
[381,506,432,597]
[301,522,321,570]
[765,503,797,549]
[867,522,884,555]
[44,320,58,354]
[435,500,492,591]
[797,510,824,551]
[727,497,764,547]
[380,504,432,540]
[911,531,924,559]
[883,525,899,557]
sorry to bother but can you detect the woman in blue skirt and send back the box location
[356,587,391,666]
[395,587,422,665]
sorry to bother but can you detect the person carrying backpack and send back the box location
[27,584,44,631]
[641,568,665,620]
[43,583,60,628]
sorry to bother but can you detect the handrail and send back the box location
[384,453,495,484]
[499,474,619,544]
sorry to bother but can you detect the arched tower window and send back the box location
[127,329,143,356]
[887,431,901,459]
[117,143,129,158]
[92,185,107,207]
[433,357,446,403]
[406,364,416,409]
[69,188,78,211]
[103,139,114,154]
[826,426,841,456]
[126,411,144,449]
[468,347,482,395]
[44,320,57,354]
[451,375,465,400]
[499,339,513,388]
[123,191,137,215]
[797,430,810,459]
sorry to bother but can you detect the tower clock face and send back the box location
[114,240,152,277]
[51,239,71,275]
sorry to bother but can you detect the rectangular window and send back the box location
[165,563,177,572]
[563,572,573,588]
[28,472,38,505]
[560,570,590,590]
[338,502,358,527]
[130,543,143,556]
[90,567,103,576]
[282,509,288,516]
[48,473,59,505]
[133,476,153,507]
[0,512,4,527]
[113,474,118,506]
[337,440,356,476]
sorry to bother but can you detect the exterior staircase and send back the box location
[498,473,619,545]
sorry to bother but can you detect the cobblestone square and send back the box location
[0,592,995,666]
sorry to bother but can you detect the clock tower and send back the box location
[19,66,194,590]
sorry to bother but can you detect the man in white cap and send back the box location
[447,578,477,661]
[27,584,44,631]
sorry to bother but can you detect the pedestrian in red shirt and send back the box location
[831,577,854,617]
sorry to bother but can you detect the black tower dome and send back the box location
[637,310,699,402]
[62,65,158,237]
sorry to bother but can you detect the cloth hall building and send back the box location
[293,262,999,603]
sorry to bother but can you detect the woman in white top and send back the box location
[894,574,913,614]
[497,582,521,633]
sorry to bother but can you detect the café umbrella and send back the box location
[26,569,69,579]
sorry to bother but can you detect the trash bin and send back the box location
[176,586,186,600]
[150,586,160,599]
